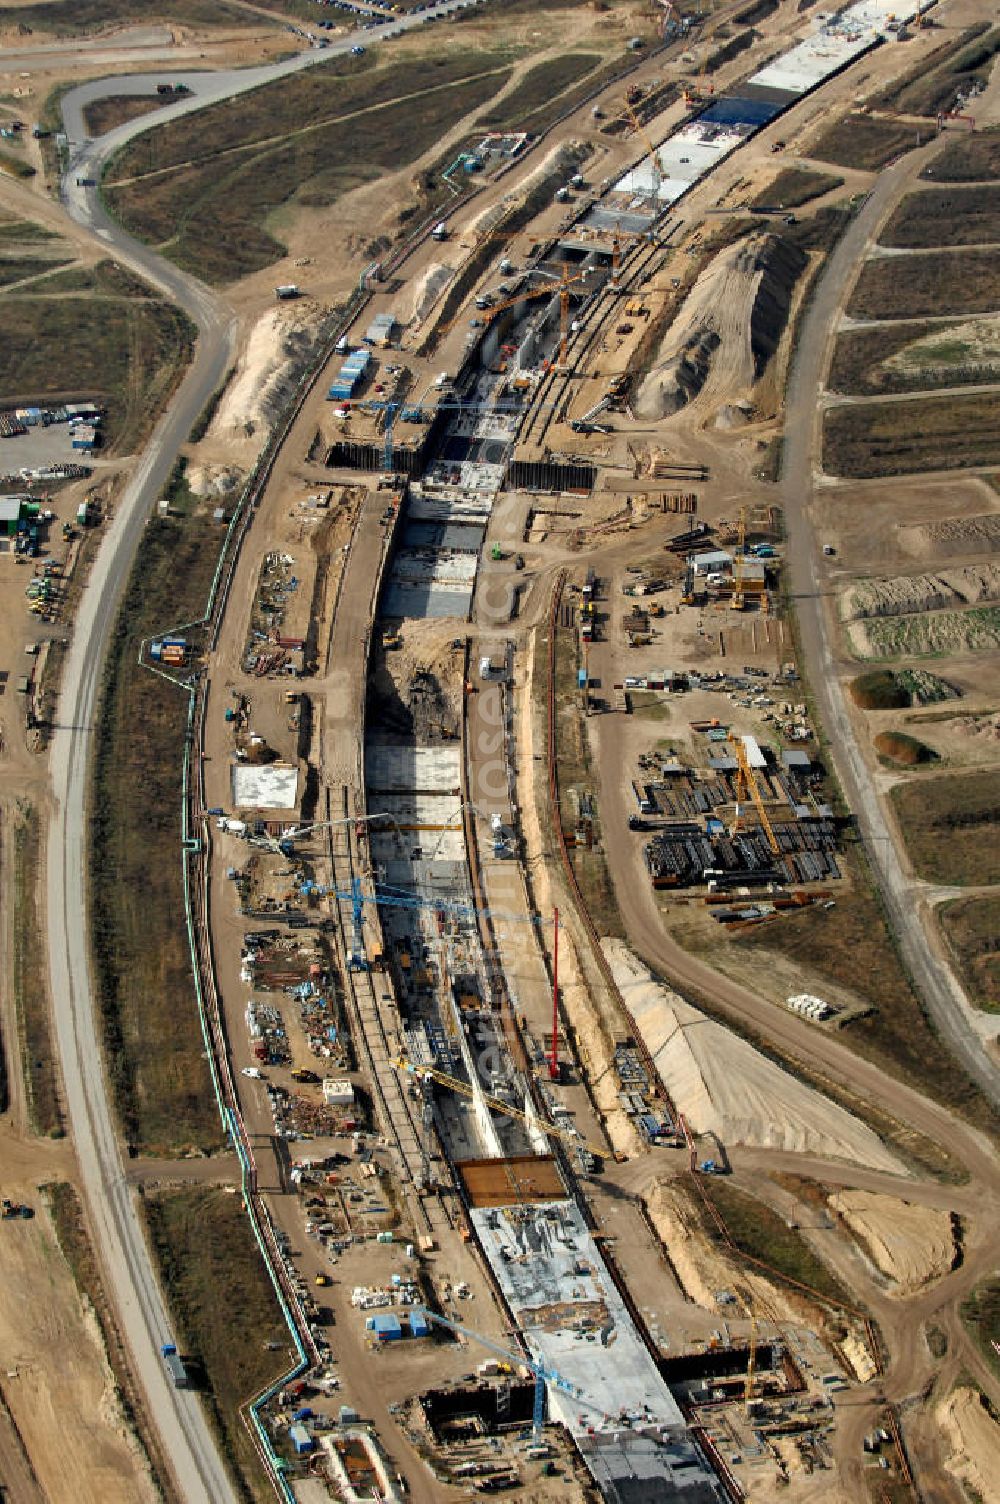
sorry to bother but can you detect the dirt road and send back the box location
[778,131,1000,1107]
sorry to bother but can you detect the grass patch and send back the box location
[874,730,936,766]
[938,894,1000,1013]
[850,669,910,709]
[737,867,995,1136]
[750,167,844,209]
[698,1179,850,1306]
[90,513,223,1155]
[0,293,195,452]
[829,319,1000,396]
[44,1182,164,1490]
[807,113,923,172]
[105,55,515,283]
[880,184,1000,249]
[83,94,169,137]
[848,248,1000,320]
[961,1277,1000,1382]
[11,804,62,1136]
[891,770,1000,886]
[823,392,1000,478]
[924,127,1000,183]
[144,1187,291,1502]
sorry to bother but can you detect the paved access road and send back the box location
[777,137,1000,1110]
[45,9,471,1498]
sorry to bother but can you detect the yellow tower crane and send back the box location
[392,1056,611,1162]
[733,505,747,609]
[623,96,665,202]
[727,732,781,856]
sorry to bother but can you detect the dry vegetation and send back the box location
[828,319,1000,396]
[750,166,844,209]
[736,867,994,1133]
[938,895,1000,1012]
[11,806,62,1136]
[807,113,922,172]
[90,513,223,1155]
[144,1188,291,1501]
[104,52,517,282]
[879,184,1000,249]
[823,393,1000,479]
[697,1179,850,1305]
[0,290,195,452]
[924,126,1000,183]
[82,95,169,137]
[873,23,1000,117]
[11,0,264,31]
[847,249,1000,320]
[891,770,1000,884]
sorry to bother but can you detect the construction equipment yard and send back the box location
[0,0,999,1501]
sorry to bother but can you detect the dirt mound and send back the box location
[874,730,937,765]
[939,1387,1000,1501]
[842,562,1000,621]
[186,463,243,499]
[636,233,806,420]
[831,1191,954,1291]
[211,304,327,442]
[603,940,903,1172]
[900,511,1000,560]
[407,261,454,324]
[847,606,1000,660]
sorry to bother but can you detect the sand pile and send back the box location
[185,463,242,499]
[645,1181,802,1321]
[900,512,1000,560]
[603,940,903,1172]
[843,562,1000,621]
[407,261,455,324]
[212,305,326,441]
[830,1191,953,1291]
[636,233,805,420]
[939,1387,1000,1502]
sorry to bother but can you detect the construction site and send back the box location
[3,0,1000,1502]
[136,0,1000,1498]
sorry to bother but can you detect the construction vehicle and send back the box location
[411,1307,581,1441]
[392,1057,610,1165]
[291,1067,320,1085]
[1,1198,33,1219]
[315,1273,332,1287]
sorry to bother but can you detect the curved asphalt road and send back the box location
[778,136,1000,1109]
[46,7,470,1499]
